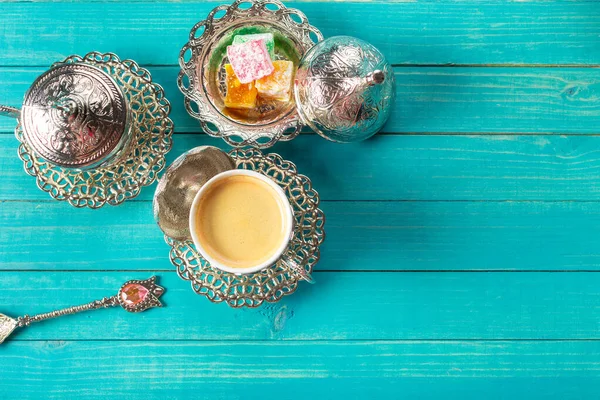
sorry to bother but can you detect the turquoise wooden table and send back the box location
[2,0,600,398]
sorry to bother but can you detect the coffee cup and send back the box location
[189,169,313,282]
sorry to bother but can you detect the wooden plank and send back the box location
[1,1,600,66]
[1,134,600,201]
[3,200,600,272]
[3,271,600,340]
[1,340,599,399]
[3,67,600,134]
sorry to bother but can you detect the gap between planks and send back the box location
[6,199,600,203]
[5,132,600,136]
[9,338,600,342]
[3,269,600,273]
[3,63,600,68]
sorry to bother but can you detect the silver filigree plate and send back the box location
[166,148,325,308]
[178,0,323,148]
[15,52,174,208]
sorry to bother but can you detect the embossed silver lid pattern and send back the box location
[294,36,396,143]
[21,63,128,168]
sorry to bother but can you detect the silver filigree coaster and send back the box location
[166,148,325,308]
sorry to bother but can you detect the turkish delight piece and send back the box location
[255,60,294,102]
[232,33,275,58]
[226,39,274,84]
[224,64,258,109]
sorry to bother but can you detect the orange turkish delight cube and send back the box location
[224,64,257,109]
[255,60,294,102]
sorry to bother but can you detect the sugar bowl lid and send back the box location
[20,63,128,169]
[294,36,396,143]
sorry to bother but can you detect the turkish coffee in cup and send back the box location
[189,169,293,274]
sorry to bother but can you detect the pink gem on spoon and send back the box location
[120,283,149,305]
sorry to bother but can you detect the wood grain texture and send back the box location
[2,134,600,201]
[1,1,600,66]
[3,200,600,272]
[1,0,599,395]
[2,340,600,399]
[3,271,600,340]
[4,66,600,134]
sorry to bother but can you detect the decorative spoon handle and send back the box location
[0,105,20,119]
[0,104,73,120]
[16,296,118,328]
[0,276,164,344]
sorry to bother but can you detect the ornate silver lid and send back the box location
[294,36,396,143]
[20,63,129,169]
[153,146,237,241]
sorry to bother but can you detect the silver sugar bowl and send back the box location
[0,63,132,170]
[294,36,396,143]
[179,0,395,147]
[178,0,323,149]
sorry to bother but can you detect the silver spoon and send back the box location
[0,276,164,345]
[0,104,75,120]
[0,105,19,119]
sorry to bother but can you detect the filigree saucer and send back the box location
[165,148,325,308]
[14,52,174,208]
